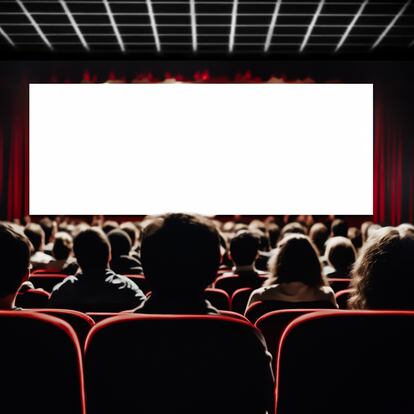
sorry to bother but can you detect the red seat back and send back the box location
[214,274,267,296]
[15,288,50,308]
[32,309,95,347]
[0,311,85,414]
[276,310,414,414]
[85,315,273,413]
[231,287,253,314]
[328,277,351,292]
[246,300,337,323]
[29,274,67,292]
[335,288,355,309]
[255,309,334,361]
[204,288,230,310]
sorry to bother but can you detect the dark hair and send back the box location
[361,221,374,243]
[331,219,348,237]
[39,217,56,244]
[74,227,110,272]
[325,236,356,273]
[348,226,362,250]
[266,234,325,287]
[120,221,139,247]
[24,223,45,252]
[108,229,132,257]
[309,223,329,256]
[349,227,414,310]
[268,223,280,249]
[230,231,259,266]
[0,223,31,297]
[52,232,73,261]
[141,213,221,294]
[102,220,119,234]
[280,222,306,239]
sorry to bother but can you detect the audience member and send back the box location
[325,236,356,278]
[348,226,363,251]
[267,223,280,250]
[0,223,31,309]
[24,223,54,269]
[49,227,145,312]
[108,229,143,274]
[133,213,221,314]
[46,232,79,274]
[349,227,414,309]
[217,231,267,291]
[331,218,348,237]
[280,222,306,239]
[39,217,57,255]
[309,222,329,257]
[247,234,338,309]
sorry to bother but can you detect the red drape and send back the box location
[0,74,413,224]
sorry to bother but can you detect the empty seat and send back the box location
[204,288,230,310]
[29,274,67,292]
[255,309,334,360]
[214,274,268,296]
[231,287,254,314]
[328,277,351,292]
[33,309,95,347]
[335,288,355,309]
[246,300,337,323]
[0,311,85,414]
[276,310,414,414]
[85,315,274,413]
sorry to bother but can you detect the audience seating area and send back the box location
[1,215,414,413]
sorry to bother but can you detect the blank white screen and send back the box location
[29,83,373,215]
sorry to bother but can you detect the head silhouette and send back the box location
[0,223,31,298]
[349,227,414,310]
[230,231,259,267]
[74,227,110,273]
[266,234,324,287]
[325,236,356,274]
[141,213,221,295]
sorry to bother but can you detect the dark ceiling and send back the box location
[0,0,413,59]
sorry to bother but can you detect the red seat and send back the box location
[85,315,273,413]
[328,277,351,292]
[32,309,95,347]
[15,288,50,308]
[204,288,230,310]
[0,311,85,414]
[31,269,68,275]
[214,274,268,296]
[231,287,254,314]
[246,300,337,323]
[29,274,67,292]
[276,310,414,414]
[335,288,355,309]
[255,309,334,361]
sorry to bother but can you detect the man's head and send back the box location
[74,227,110,273]
[52,232,74,261]
[39,217,57,244]
[0,223,31,298]
[331,219,348,237]
[24,223,45,253]
[141,213,221,295]
[108,229,132,258]
[230,231,259,267]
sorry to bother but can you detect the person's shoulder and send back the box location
[105,271,145,296]
[249,284,277,301]
[51,275,79,293]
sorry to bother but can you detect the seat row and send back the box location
[2,309,414,414]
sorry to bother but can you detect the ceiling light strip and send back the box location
[16,0,53,50]
[299,0,325,52]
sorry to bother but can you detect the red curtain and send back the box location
[0,74,413,224]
